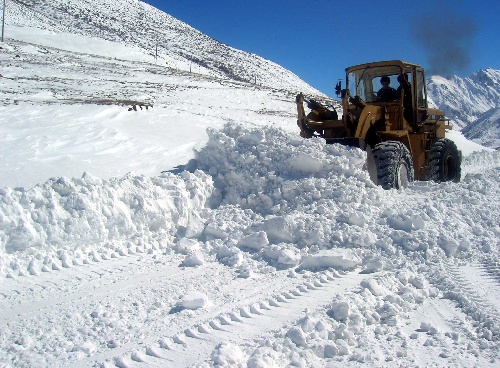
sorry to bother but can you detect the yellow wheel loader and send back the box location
[296,60,462,189]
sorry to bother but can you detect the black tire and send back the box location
[428,138,461,182]
[372,141,414,190]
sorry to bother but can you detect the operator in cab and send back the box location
[377,76,398,101]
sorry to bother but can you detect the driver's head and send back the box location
[380,76,390,87]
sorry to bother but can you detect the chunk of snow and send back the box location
[299,250,361,271]
[181,291,208,310]
[211,342,246,365]
[184,212,205,239]
[287,153,323,174]
[181,251,205,267]
[176,238,201,254]
[286,326,307,346]
[362,258,384,273]
[439,238,459,257]
[328,301,350,321]
[236,231,269,251]
[254,216,294,243]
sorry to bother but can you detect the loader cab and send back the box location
[345,60,430,129]
[347,65,407,103]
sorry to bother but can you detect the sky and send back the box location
[144,0,500,96]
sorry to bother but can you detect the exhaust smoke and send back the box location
[410,10,477,76]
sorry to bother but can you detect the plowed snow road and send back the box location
[0,250,371,367]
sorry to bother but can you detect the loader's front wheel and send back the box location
[428,138,461,182]
[372,141,414,190]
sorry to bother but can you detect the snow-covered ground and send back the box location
[1,27,499,368]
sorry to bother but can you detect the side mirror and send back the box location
[335,80,342,97]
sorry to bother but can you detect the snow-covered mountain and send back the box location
[1,1,499,368]
[7,0,320,95]
[427,68,500,147]
[462,106,500,149]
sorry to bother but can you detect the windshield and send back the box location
[348,65,406,103]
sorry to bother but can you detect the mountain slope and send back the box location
[7,0,319,95]
[427,68,500,129]
[1,26,316,187]
[462,106,500,149]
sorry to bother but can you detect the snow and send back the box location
[181,292,209,310]
[446,130,496,156]
[463,107,500,150]
[427,68,500,130]
[0,12,499,368]
[7,26,153,63]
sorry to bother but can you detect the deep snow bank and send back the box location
[0,171,213,277]
[1,123,499,279]
[195,124,500,257]
[196,124,377,215]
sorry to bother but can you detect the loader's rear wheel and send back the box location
[372,141,414,190]
[428,138,461,182]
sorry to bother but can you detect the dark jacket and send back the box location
[377,86,398,101]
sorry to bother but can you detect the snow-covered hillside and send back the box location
[8,0,499,148]
[0,25,336,188]
[6,0,319,94]
[1,2,499,368]
[427,68,500,132]
[462,106,500,149]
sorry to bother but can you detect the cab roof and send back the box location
[346,60,422,73]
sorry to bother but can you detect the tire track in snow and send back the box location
[0,253,234,367]
[0,247,369,368]
[87,269,371,368]
[0,251,192,321]
[449,263,500,318]
[442,262,500,343]
[481,256,500,284]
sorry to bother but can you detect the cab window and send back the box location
[417,70,426,108]
[348,66,403,103]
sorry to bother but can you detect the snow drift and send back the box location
[1,123,499,368]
